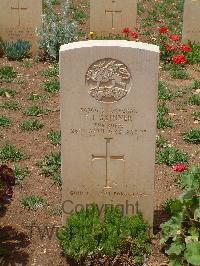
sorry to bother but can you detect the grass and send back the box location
[0,66,16,81]
[69,2,87,24]
[156,146,188,166]
[188,94,200,106]
[47,130,61,145]
[186,43,200,64]
[48,208,62,217]
[170,68,190,80]
[20,59,34,68]
[156,135,168,148]
[27,93,49,102]
[0,87,16,97]
[14,164,30,184]
[42,79,60,93]
[182,129,200,144]
[24,106,50,116]
[0,116,12,127]
[0,143,26,162]
[41,65,59,77]
[20,119,44,131]
[0,101,19,110]
[21,195,46,210]
[157,103,173,129]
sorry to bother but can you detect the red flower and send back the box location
[170,35,180,42]
[179,43,192,53]
[130,31,138,39]
[166,43,176,52]
[159,27,168,34]
[172,54,187,64]
[172,163,187,172]
[122,27,130,34]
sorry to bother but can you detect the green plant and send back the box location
[58,204,151,265]
[0,143,26,162]
[193,111,200,121]
[182,129,200,144]
[0,66,16,81]
[0,101,19,110]
[0,116,12,127]
[36,0,78,61]
[20,119,44,131]
[157,103,173,129]
[14,164,29,185]
[42,79,60,93]
[27,93,49,101]
[156,135,168,148]
[51,0,60,4]
[2,39,32,61]
[38,152,61,186]
[21,195,46,210]
[158,81,173,100]
[41,64,59,77]
[186,42,200,64]
[69,2,87,24]
[156,146,188,166]
[48,208,62,216]
[189,94,200,106]
[20,59,34,68]
[24,106,50,116]
[47,130,61,145]
[170,67,190,80]
[0,87,16,97]
[161,165,200,266]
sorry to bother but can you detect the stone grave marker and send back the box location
[182,0,200,43]
[90,0,137,35]
[0,0,43,55]
[60,40,159,226]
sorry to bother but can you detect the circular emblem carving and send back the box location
[86,58,131,103]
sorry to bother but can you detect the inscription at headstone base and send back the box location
[60,40,159,226]
[182,0,200,43]
[90,0,137,35]
[0,0,43,55]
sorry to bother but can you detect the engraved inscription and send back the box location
[86,59,131,103]
[92,138,124,188]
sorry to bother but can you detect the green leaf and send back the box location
[194,207,200,221]
[169,258,182,266]
[166,240,185,256]
[185,242,200,265]
[180,190,195,202]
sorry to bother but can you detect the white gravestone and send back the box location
[60,40,159,226]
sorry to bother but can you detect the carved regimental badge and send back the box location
[86,58,131,103]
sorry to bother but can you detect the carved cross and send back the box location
[92,138,124,188]
[11,0,28,26]
[105,9,122,29]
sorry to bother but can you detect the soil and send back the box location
[0,0,199,265]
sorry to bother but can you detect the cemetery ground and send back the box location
[0,0,200,265]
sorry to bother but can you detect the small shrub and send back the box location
[14,164,29,185]
[158,81,173,100]
[38,152,61,185]
[186,42,200,64]
[0,116,12,127]
[189,94,200,106]
[0,66,16,81]
[36,0,78,61]
[69,2,87,24]
[27,93,49,101]
[47,130,61,145]
[182,129,200,144]
[41,64,59,77]
[58,205,151,265]
[157,103,173,129]
[24,106,50,116]
[156,146,188,166]
[21,195,46,210]
[156,135,168,148]
[2,39,31,61]
[193,111,200,121]
[0,101,19,110]
[0,143,26,162]
[20,119,44,131]
[42,79,60,93]
[0,87,16,97]
[170,68,190,79]
[161,165,200,265]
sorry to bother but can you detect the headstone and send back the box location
[60,40,159,226]
[0,0,43,55]
[90,0,137,35]
[182,0,200,43]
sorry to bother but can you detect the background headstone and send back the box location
[0,0,43,55]
[90,0,137,35]
[60,40,159,226]
[182,0,200,43]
